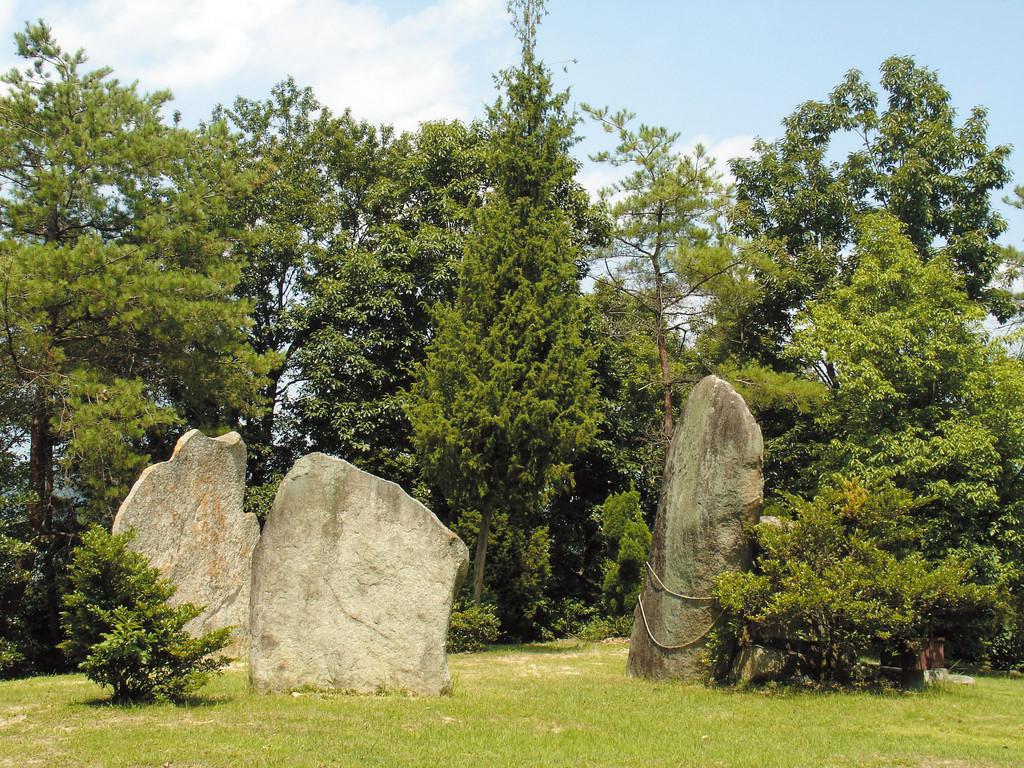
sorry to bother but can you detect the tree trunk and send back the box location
[28,386,54,536]
[651,246,673,445]
[29,384,63,669]
[656,320,673,444]
[471,508,493,603]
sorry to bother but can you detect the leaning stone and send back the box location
[249,453,469,696]
[628,375,764,682]
[112,430,258,656]
[947,673,976,685]
[732,644,794,684]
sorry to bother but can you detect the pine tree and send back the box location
[408,0,598,602]
[0,23,267,667]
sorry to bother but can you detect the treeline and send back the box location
[2,4,1023,679]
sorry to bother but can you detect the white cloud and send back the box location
[6,0,508,129]
[577,163,621,199]
[681,134,759,185]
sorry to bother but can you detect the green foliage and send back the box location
[543,287,663,619]
[0,22,269,524]
[290,118,487,490]
[453,511,553,639]
[582,105,732,442]
[218,80,490,490]
[785,214,1024,657]
[243,477,281,527]
[0,517,33,676]
[576,614,634,642]
[447,601,501,653]
[59,527,230,703]
[729,56,1012,364]
[714,479,999,682]
[0,22,269,669]
[408,3,598,603]
[598,487,652,616]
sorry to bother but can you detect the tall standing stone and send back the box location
[249,453,469,696]
[112,429,258,655]
[627,375,763,681]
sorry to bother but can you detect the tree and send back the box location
[212,79,336,488]
[408,0,598,603]
[0,515,32,676]
[729,56,1012,366]
[0,23,267,665]
[289,118,487,491]
[544,286,663,614]
[582,107,732,443]
[785,212,1024,659]
[60,527,230,703]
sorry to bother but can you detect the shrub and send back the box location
[599,487,651,616]
[547,599,600,639]
[243,477,281,526]
[447,601,501,653]
[577,614,633,642]
[0,519,32,678]
[59,527,230,703]
[987,608,1024,671]
[714,478,999,683]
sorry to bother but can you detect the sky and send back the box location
[1,0,1021,241]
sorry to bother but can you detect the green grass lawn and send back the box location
[1,640,1020,768]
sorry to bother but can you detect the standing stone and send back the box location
[112,430,258,655]
[249,453,469,695]
[628,375,763,681]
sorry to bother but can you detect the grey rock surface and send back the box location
[249,453,469,695]
[112,429,258,655]
[628,375,763,681]
[732,644,794,684]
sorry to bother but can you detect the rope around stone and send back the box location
[644,561,714,602]
[636,595,724,651]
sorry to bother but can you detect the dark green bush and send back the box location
[547,599,600,639]
[714,478,999,683]
[447,601,501,653]
[0,519,32,677]
[599,487,651,616]
[453,511,553,640]
[59,526,230,703]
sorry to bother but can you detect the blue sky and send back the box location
[2,0,1021,241]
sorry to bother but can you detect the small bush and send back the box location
[547,599,600,639]
[987,609,1024,671]
[447,601,501,653]
[577,614,633,642]
[244,477,281,527]
[599,487,651,616]
[60,527,230,703]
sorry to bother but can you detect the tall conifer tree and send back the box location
[409,0,597,602]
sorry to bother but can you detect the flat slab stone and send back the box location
[112,430,258,655]
[249,453,469,695]
[628,375,763,681]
